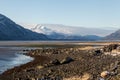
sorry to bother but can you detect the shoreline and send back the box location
[0,47,34,75]
[0,53,50,80]
[1,44,120,80]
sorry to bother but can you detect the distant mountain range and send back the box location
[0,14,47,40]
[20,23,116,37]
[104,29,120,40]
[0,13,119,41]
[30,24,101,41]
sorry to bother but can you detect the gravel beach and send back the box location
[0,44,120,80]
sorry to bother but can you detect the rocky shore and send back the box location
[0,44,120,80]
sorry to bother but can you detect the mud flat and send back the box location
[0,41,120,47]
[0,43,120,80]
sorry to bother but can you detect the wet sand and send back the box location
[0,41,119,47]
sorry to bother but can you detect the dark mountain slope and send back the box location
[0,14,47,40]
[104,29,120,40]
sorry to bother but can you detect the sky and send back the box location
[0,0,120,28]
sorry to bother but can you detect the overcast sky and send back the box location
[0,0,120,28]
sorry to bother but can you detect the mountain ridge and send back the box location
[104,29,120,40]
[0,14,48,40]
[30,25,102,41]
[20,23,116,37]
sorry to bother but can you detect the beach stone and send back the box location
[117,46,120,52]
[31,52,35,55]
[64,73,92,80]
[99,77,105,80]
[39,76,51,80]
[31,78,35,80]
[53,51,59,54]
[100,71,110,78]
[47,69,52,74]
[50,59,60,65]
[55,75,63,80]
[93,49,103,56]
[103,44,118,52]
[25,78,35,80]
[81,73,92,80]
[25,68,35,72]
[110,71,118,76]
[36,65,44,69]
[60,57,74,64]
[36,78,43,80]
[115,61,120,65]
[15,78,20,80]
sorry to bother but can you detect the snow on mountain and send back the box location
[20,23,72,35]
[31,25,55,35]
[20,23,117,37]
[19,23,102,40]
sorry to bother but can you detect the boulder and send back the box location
[60,57,74,64]
[103,44,118,52]
[93,49,103,56]
[50,59,60,65]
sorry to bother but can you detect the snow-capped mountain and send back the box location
[0,14,47,40]
[31,24,68,39]
[25,24,101,40]
[20,23,117,37]
[31,25,55,35]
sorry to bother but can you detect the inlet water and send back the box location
[0,47,33,74]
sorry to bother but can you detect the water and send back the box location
[0,47,34,74]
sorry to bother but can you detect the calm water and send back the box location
[0,47,34,74]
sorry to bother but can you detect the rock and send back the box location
[31,78,35,80]
[93,49,103,56]
[81,73,92,80]
[99,77,105,80]
[25,78,35,80]
[50,59,60,65]
[39,76,51,80]
[100,71,110,78]
[25,68,35,72]
[53,51,59,54]
[55,75,63,80]
[15,78,20,80]
[47,69,52,74]
[111,65,118,72]
[95,49,101,53]
[115,61,120,65]
[36,65,44,69]
[64,73,92,80]
[110,61,119,72]
[117,46,120,52]
[31,52,35,55]
[103,44,118,52]
[60,57,74,64]
[110,71,118,76]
